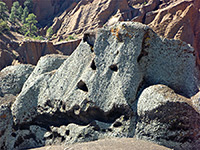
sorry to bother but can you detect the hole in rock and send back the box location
[109,64,118,72]
[62,104,66,110]
[113,121,122,127]
[90,59,96,70]
[11,133,17,137]
[83,32,96,48]
[65,130,70,135]
[61,137,65,142]
[102,129,106,132]
[77,80,88,92]
[115,51,119,55]
[78,134,83,138]
[108,128,112,132]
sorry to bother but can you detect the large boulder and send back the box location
[9,21,198,149]
[0,64,34,96]
[136,84,200,149]
[23,54,68,86]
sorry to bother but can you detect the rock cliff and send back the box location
[0,22,199,150]
[0,32,80,70]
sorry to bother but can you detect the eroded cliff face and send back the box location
[0,32,80,70]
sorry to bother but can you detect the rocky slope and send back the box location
[0,22,199,150]
[52,0,135,40]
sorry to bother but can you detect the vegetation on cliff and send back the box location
[0,0,42,39]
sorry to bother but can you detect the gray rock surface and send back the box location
[0,21,197,149]
[0,104,14,150]
[0,64,34,96]
[136,84,200,150]
[22,54,68,85]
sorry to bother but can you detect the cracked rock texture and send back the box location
[0,22,199,150]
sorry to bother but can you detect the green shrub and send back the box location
[46,27,53,39]
[65,34,77,41]
[33,36,45,40]
[0,20,9,34]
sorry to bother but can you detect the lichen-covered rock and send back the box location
[0,64,34,96]
[136,84,200,150]
[10,22,198,149]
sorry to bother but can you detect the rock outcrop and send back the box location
[136,84,200,149]
[0,22,198,149]
[54,39,81,55]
